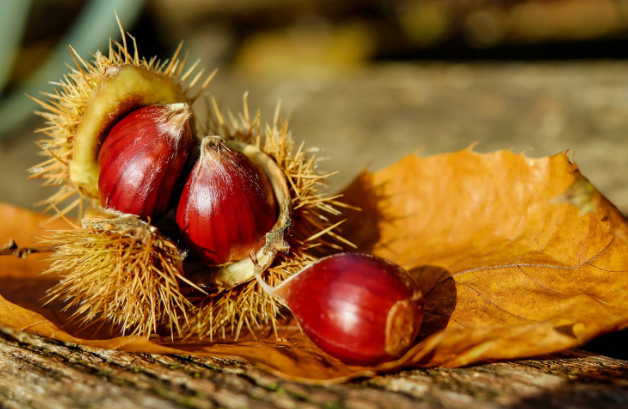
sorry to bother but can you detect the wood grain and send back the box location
[0,324,626,408]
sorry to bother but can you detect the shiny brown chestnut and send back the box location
[176,136,278,266]
[98,103,192,221]
[255,253,424,366]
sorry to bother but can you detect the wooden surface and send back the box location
[0,325,626,409]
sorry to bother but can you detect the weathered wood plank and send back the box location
[0,325,626,408]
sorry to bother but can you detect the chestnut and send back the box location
[255,253,424,366]
[176,136,278,266]
[98,103,192,221]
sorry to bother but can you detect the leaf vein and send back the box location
[456,282,540,323]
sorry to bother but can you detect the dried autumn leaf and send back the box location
[340,148,628,367]
[1,148,628,383]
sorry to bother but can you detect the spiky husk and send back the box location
[184,97,356,340]
[28,25,214,220]
[28,19,353,339]
[42,222,194,337]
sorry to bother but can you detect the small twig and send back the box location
[0,240,56,258]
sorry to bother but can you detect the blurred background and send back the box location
[0,0,627,357]
[1,0,628,209]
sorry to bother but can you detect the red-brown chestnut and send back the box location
[177,136,286,274]
[255,253,424,366]
[98,103,192,221]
